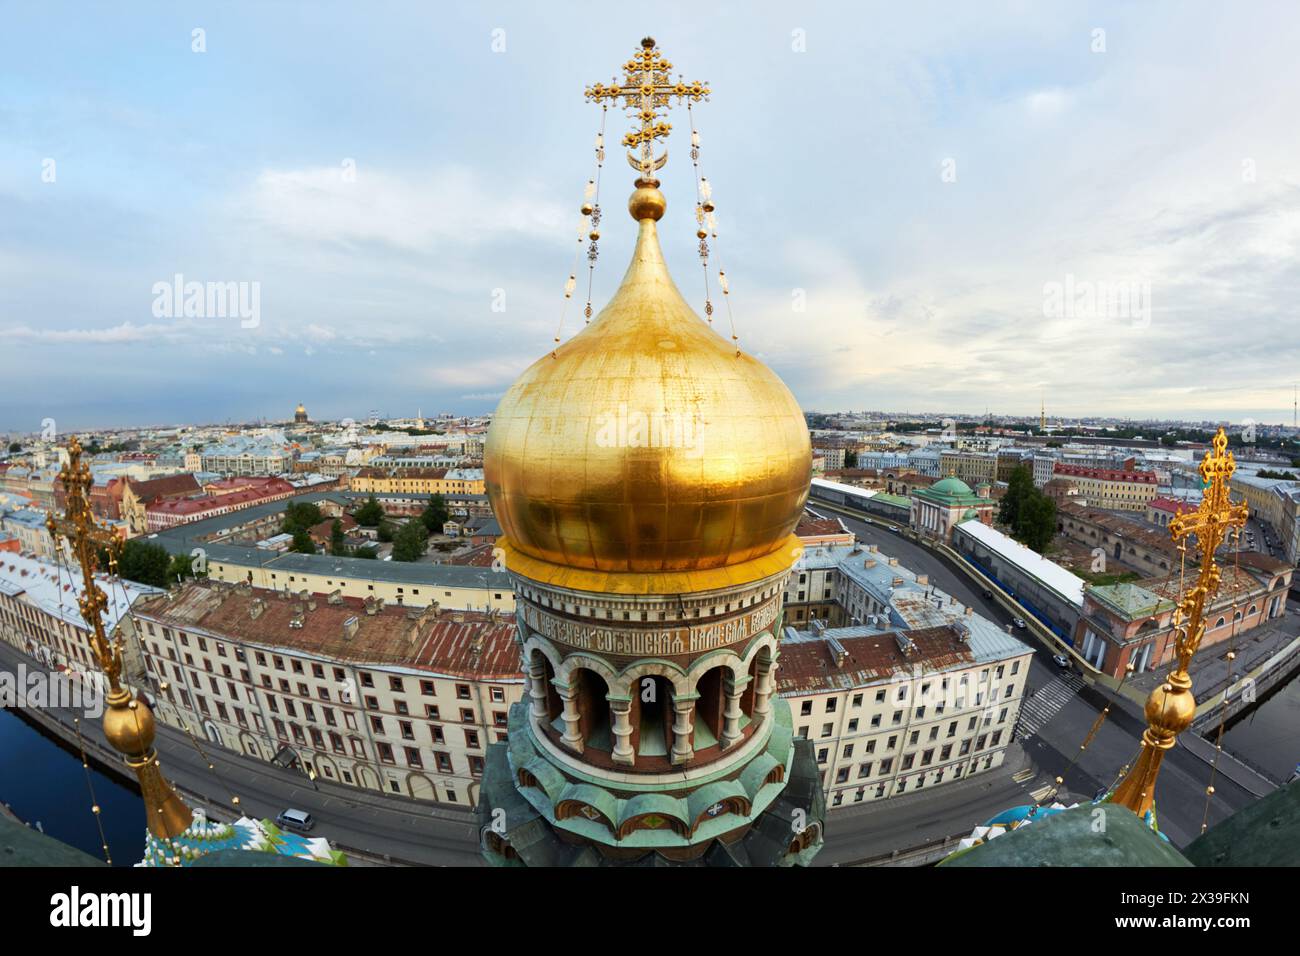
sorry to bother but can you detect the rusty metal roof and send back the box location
[135,581,521,680]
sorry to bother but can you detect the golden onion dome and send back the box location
[485,184,811,574]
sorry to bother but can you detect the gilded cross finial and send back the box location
[47,435,126,688]
[1107,427,1248,824]
[584,36,710,182]
[48,435,193,839]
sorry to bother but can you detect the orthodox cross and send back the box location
[47,435,194,839]
[47,435,127,688]
[1108,427,1248,822]
[1164,428,1249,670]
[585,37,710,179]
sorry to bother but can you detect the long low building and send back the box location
[1073,553,1293,676]
[145,490,516,613]
[951,519,1086,641]
[125,579,526,806]
[808,477,911,524]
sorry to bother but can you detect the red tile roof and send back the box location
[1053,463,1158,484]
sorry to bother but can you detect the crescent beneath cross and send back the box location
[626,150,669,173]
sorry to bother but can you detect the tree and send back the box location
[1019,494,1057,552]
[282,501,323,536]
[7,441,20,453]
[109,539,172,589]
[166,552,202,583]
[843,450,859,469]
[377,520,395,543]
[351,545,378,560]
[290,528,317,554]
[999,463,1057,553]
[998,465,1034,528]
[329,518,347,556]
[355,495,385,527]
[420,494,449,534]
[391,520,429,562]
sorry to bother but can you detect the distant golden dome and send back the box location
[485,186,811,574]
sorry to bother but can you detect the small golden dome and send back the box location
[1144,684,1195,736]
[485,195,811,574]
[103,694,156,757]
[628,184,666,222]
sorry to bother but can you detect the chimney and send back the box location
[327,589,343,605]
[297,589,309,602]
[364,596,380,616]
[289,608,305,629]
[826,635,848,669]
[249,598,266,620]
[916,574,929,586]
[307,597,317,611]
[342,615,359,640]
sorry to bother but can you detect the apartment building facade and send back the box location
[126,581,525,806]
[779,621,1033,808]
[1051,463,1158,511]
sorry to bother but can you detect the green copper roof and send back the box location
[933,476,974,495]
[1088,583,1176,620]
[1183,779,1299,867]
[939,804,1192,867]
[914,477,987,507]
[0,814,108,867]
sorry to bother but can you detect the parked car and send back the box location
[1052,654,1071,669]
[1011,617,1027,630]
[276,808,315,833]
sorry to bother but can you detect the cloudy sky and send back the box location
[3,1,1299,433]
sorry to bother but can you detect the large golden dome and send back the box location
[485,185,811,574]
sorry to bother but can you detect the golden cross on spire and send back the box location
[585,37,710,181]
[48,436,193,840]
[1107,427,1248,823]
[47,437,128,689]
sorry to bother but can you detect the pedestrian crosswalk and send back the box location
[1014,671,1085,740]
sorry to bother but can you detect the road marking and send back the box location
[1012,768,1035,784]
[1014,671,1084,739]
[1029,785,1055,802]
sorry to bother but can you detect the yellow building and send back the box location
[351,467,485,497]
[1052,463,1158,511]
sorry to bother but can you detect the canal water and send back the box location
[1220,668,1300,783]
[0,707,145,866]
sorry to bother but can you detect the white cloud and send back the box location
[241,164,569,253]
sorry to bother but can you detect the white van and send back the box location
[276,808,315,833]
